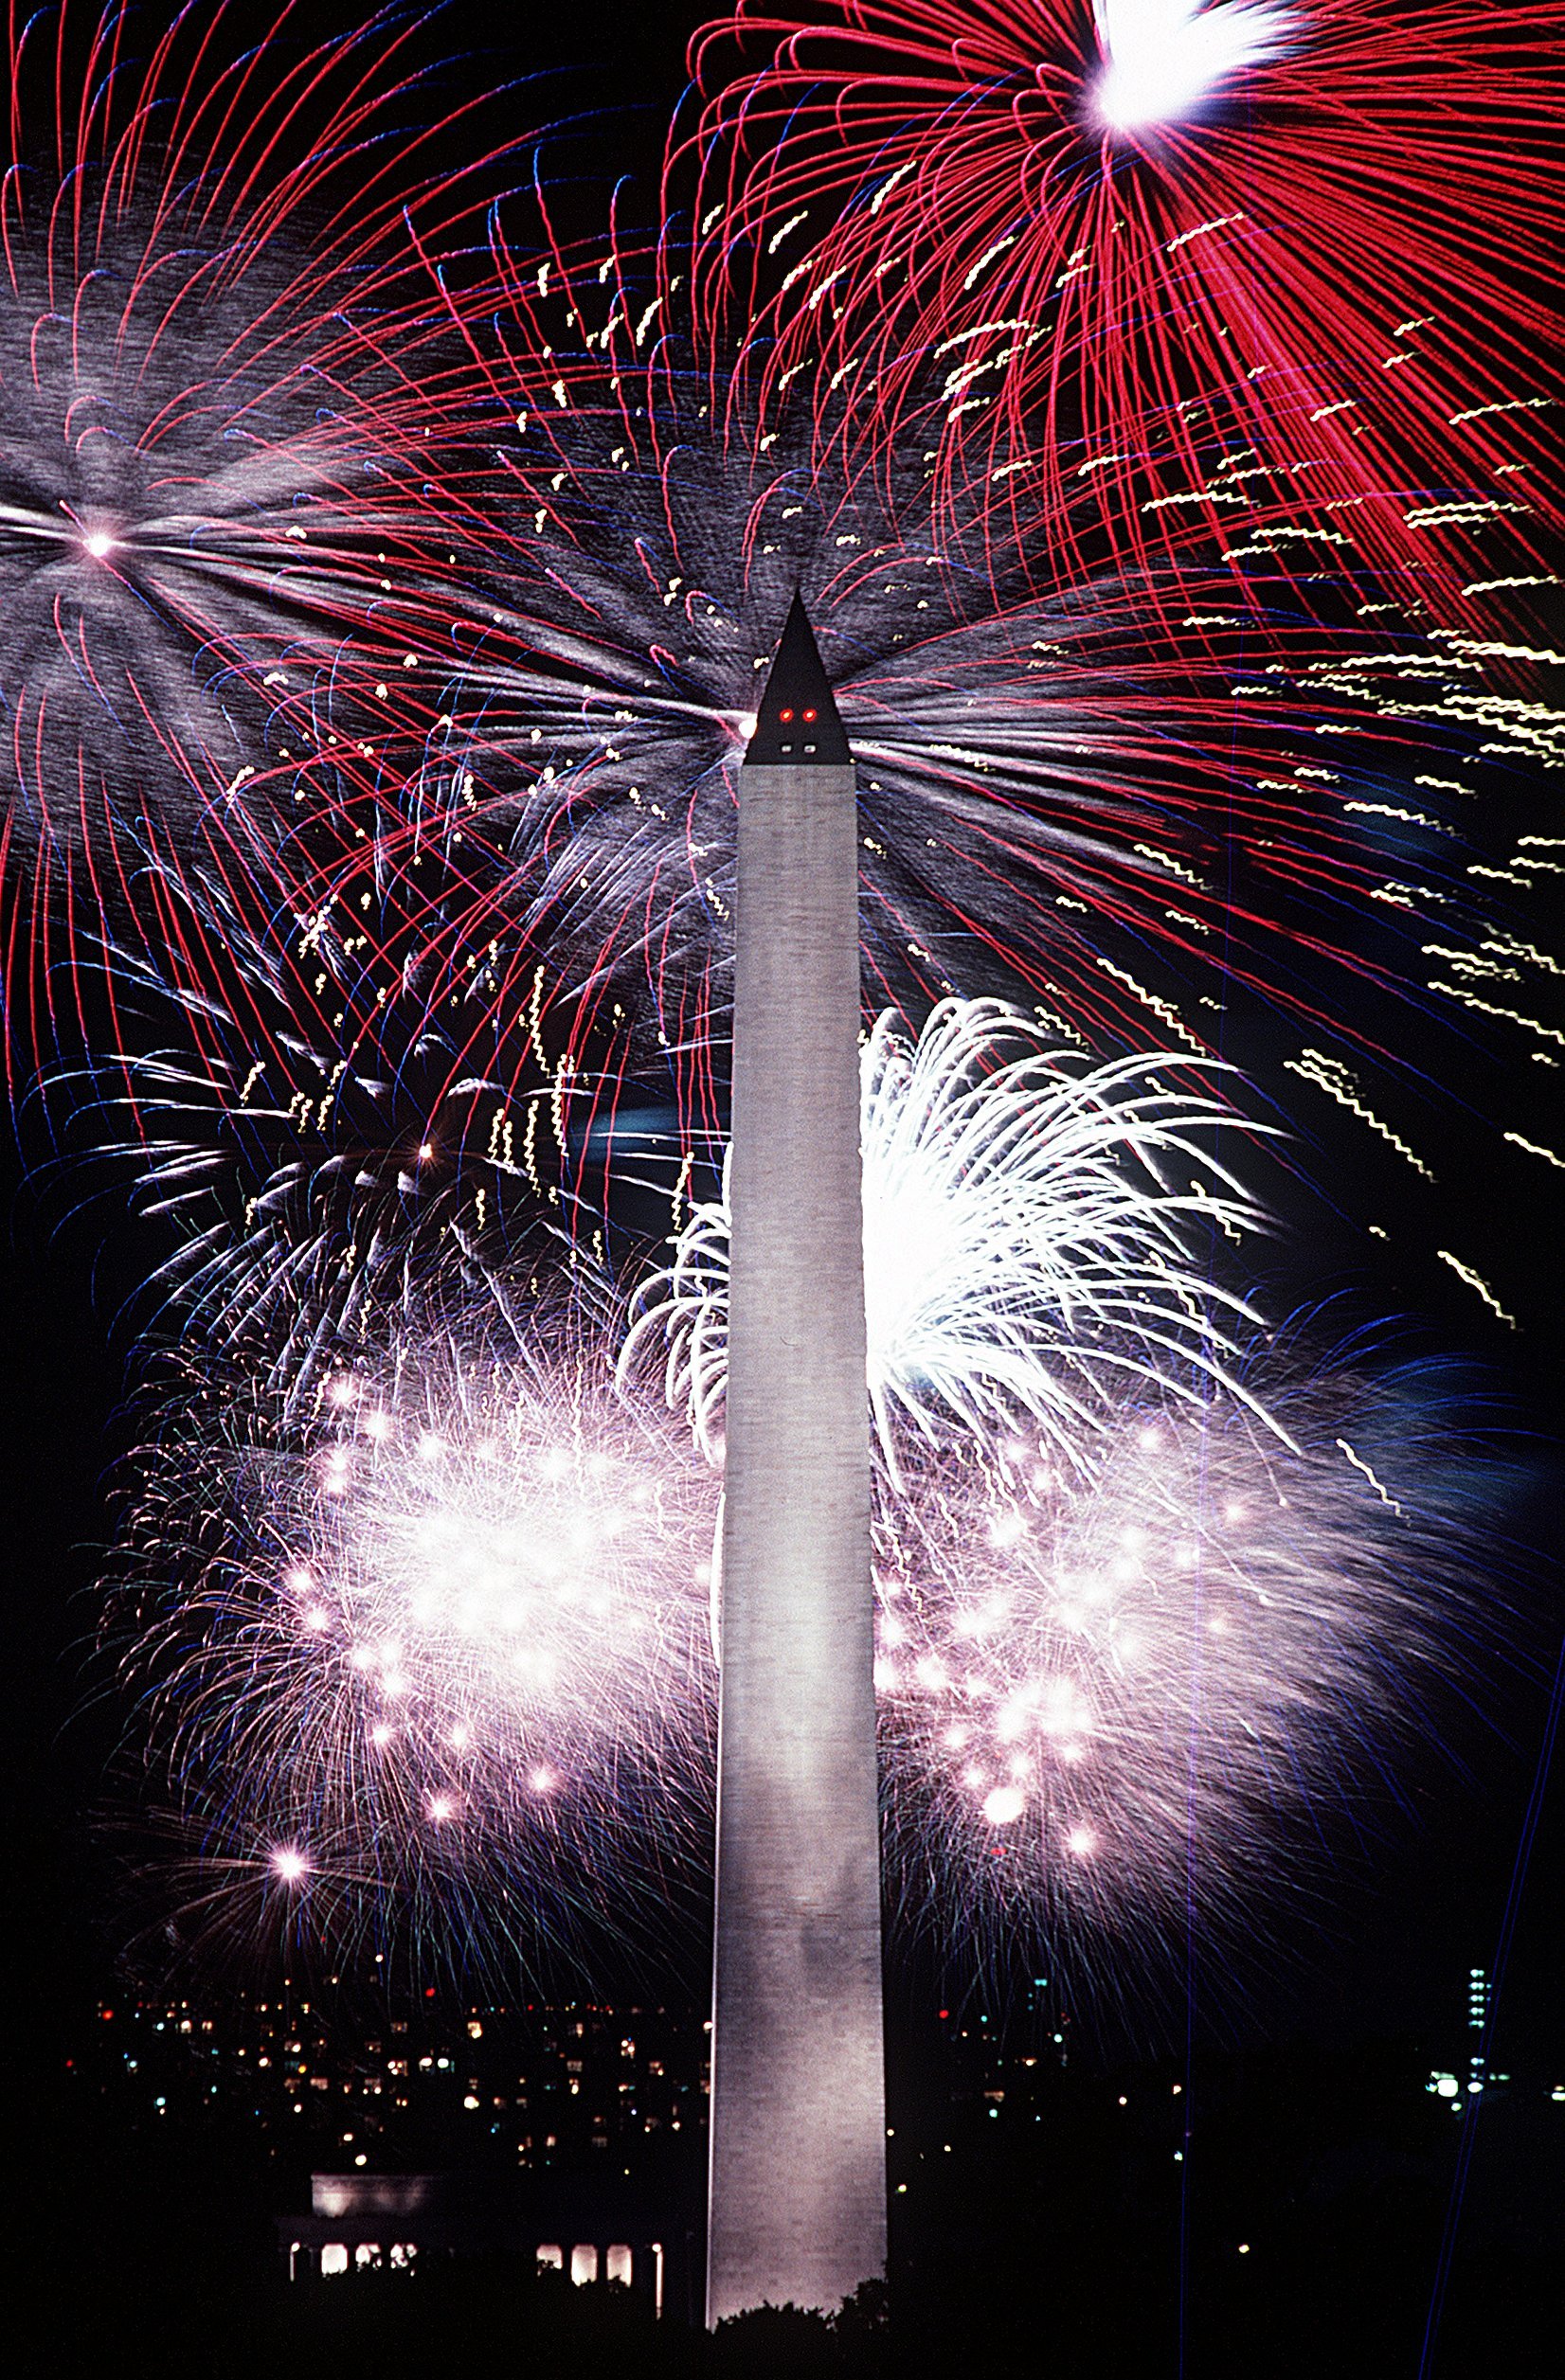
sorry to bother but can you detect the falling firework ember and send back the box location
[676,0,1564,606]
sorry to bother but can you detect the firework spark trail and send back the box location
[626,997,1286,1481]
[872,1369,1491,2011]
[109,1296,720,1981]
[1091,0,1298,135]
[675,0,1564,609]
[313,222,1497,1163]
[27,808,582,1355]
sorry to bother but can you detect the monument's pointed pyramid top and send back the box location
[744,593,852,767]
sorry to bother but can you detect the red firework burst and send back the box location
[675,0,1564,612]
[259,210,1500,1190]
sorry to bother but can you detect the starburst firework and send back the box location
[0,0,507,957]
[319,226,1487,1169]
[677,0,1564,605]
[627,996,1281,1480]
[873,1366,1492,2012]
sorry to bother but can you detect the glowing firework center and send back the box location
[285,1366,712,1811]
[1089,0,1297,135]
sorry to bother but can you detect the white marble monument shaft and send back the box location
[704,752,886,2323]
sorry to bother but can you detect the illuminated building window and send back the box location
[570,2245,599,2286]
[320,2245,349,2277]
[606,2246,633,2286]
[537,2245,564,2272]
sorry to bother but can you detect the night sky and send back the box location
[6,0,1564,2322]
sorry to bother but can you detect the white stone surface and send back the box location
[705,759,886,2322]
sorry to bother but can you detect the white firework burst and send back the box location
[626,996,1283,1483]
[872,1361,1492,2013]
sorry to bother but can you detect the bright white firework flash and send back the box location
[627,998,1285,1485]
[1090,0,1298,134]
[114,1317,719,1976]
[311,1368,708,1781]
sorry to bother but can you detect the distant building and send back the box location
[277,2169,697,2317]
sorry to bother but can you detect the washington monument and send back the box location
[705,597,887,2323]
